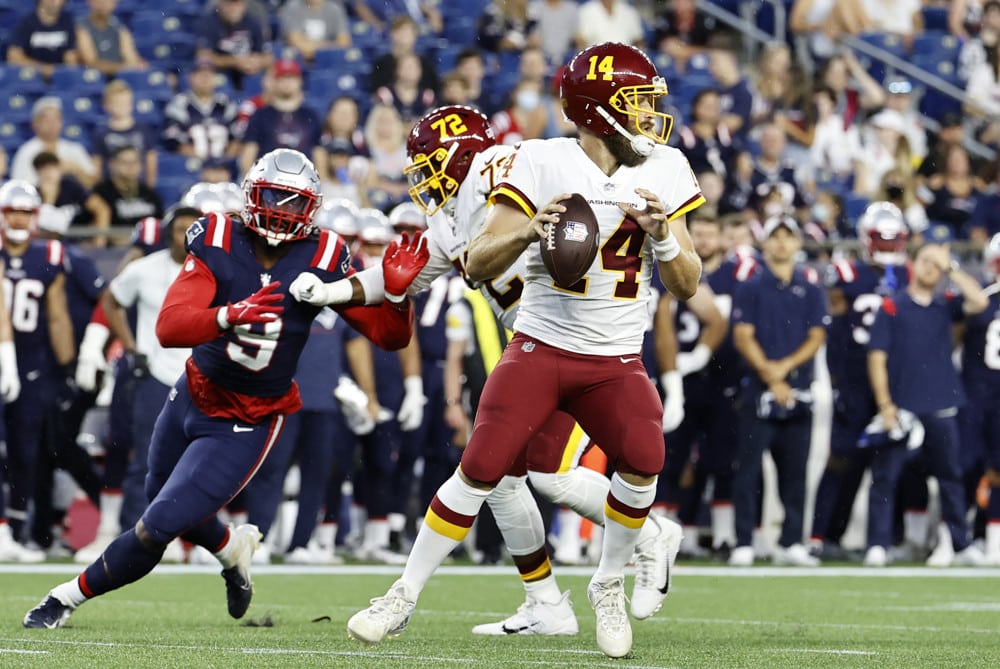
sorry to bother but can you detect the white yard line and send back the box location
[0,649,50,654]
[777,649,879,656]
[651,615,1000,635]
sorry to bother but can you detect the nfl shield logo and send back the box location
[521,341,535,353]
[563,221,588,243]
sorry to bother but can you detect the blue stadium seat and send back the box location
[129,12,186,41]
[156,177,194,207]
[441,16,477,47]
[1,65,49,96]
[116,69,174,102]
[912,31,961,64]
[434,44,465,73]
[61,121,93,151]
[858,32,907,59]
[52,66,106,98]
[350,20,385,53]
[844,194,870,225]
[922,6,950,32]
[0,120,26,154]
[312,48,372,76]
[0,94,35,126]
[158,153,201,179]
[134,97,165,130]
[60,94,102,126]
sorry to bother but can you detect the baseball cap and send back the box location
[31,96,62,118]
[885,77,913,96]
[762,214,801,238]
[273,59,302,77]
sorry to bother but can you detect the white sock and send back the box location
[363,519,390,550]
[904,510,929,548]
[711,503,736,548]
[315,522,336,550]
[529,467,610,525]
[985,522,1000,560]
[486,476,545,554]
[400,472,491,597]
[523,573,563,605]
[388,512,406,534]
[594,473,656,583]
[98,492,123,535]
[554,508,582,561]
[51,578,86,609]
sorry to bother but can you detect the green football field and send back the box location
[1,565,999,668]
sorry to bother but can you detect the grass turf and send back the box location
[1,566,998,668]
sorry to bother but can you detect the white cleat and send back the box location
[220,524,263,619]
[588,577,631,658]
[472,590,578,635]
[72,528,118,564]
[772,543,820,567]
[347,579,416,644]
[952,544,990,567]
[0,524,45,563]
[728,545,754,566]
[863,546,888,567]
[926,543,954,568]
[630,514,682,619]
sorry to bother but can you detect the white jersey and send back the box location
[410,143,525,330]
[109,249,191,386]
[493,138,703,356]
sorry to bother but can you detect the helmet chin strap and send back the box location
[595,106,655,157]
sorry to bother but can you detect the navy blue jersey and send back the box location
[705,252,759,389]
[162,92,239,158]
[414,273,464,363]
[185,213,351,397]
[718,81,753,138]
[732,262,828,392]
[295,307,359,412]
[90,122,158,171]
[749,162,807,212]
[1,240,66,377]
[868,289,967,413]
[129,216,166,256]
[11,11,76,64]
[195,13,269,57]
[243,106,322,157]
[960,285,1000,392]
[62,245,107,348]
[93,180,164,228]
[675,124,741,179]
[824,259,906,392]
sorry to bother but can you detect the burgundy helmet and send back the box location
[405,105,496,215]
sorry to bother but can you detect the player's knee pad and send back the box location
[528,470,576,505]
[486,475,544,554]
[134,518,169,549]
[529,467,609,525]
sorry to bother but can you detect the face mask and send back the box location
[886,185,904,200]
[516,90,540,112]
[811,203,829,222]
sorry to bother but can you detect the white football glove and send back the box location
[676,343,712,377]
[0,341,20,404]
[289,272,327,306]
[396,375,427,432]
[660,371,685,433]
[75,322,110,392]
[333,376,375,435]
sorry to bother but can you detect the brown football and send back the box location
[539,193,600,289]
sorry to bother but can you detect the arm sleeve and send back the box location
[336,300,414,351]
[156,255,223,347]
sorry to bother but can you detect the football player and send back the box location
[24,148,429,628]
[293,101,683,637]
[0,180,75,562]
[960,233,1000,565]
[339,43,702,657]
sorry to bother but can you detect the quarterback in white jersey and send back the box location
[347,44,698,659]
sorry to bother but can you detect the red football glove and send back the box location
[382,231,430,303]
[222,281,285,327]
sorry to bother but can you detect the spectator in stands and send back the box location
[10,97,96,188]
[490,77,548,145]
[198,156,235,183]
[0,148,8,181]
[370,16,440,94]
[361,103,410,210]
[749,122,808,219]
[439,72,473,106]
[6,0,79,80]
[960,0,1000,83]
[807,84,860,186]
[816,52,887,130]
[750,42,810,134]
[373,52,437,124]
[882,77,927,162]
[352,0,442,35]
[315,96,369,202]
[75,0,147,76]
[239,59,323,176]
[675,88,744,181]
[33,151,111,245]
[477,0,540,54]
[965,40,1000,144]
[319,96,367,158]
[918,112,966,180]
[533,0,578,65]
[162,58,240,161]
[951,0,988,41]
[708,45,753,139]
[852,109,913,197]
[233,69,274,141]
[454,48,490,113]
[195,0,273,91]
[92,145,163,235]
[652,0,714,72]
[866,0,924,49]
[923,144,985,242]
[875,167,929,238]
[90,80,158,189]
[279,0,351,63]
[575,0,643,49]
[719,151,756,217]
[789,0,872,64]
[804,189,849,245]
[517,46,550,88]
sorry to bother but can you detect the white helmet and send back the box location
[215,182,245,213]
[387,201,427,233]
[242,148,322,245]
[314,198,360,239]
[181,182,226,214]
[0,180,41,243]
[356,208,394,245]
[984,232,1000,281]
[857,201,909,267]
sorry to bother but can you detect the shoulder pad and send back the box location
[185,212,232,255]
[733,256,758,282]
[831,258,856,284]
[310,229,350,275]
[46,239,65,267]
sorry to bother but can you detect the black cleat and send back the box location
[23,595,73,629]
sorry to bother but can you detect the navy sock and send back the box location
[181,517,229,553]
[79,529,165,599]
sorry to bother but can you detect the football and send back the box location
[540,193,600,288]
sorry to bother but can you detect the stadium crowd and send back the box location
[1,0,999,576]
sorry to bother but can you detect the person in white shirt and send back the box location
[10,97,96,188]
[575,0,644,49]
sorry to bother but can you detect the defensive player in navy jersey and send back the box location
[809,202,911,560]
[963,233,1000,564]
[0,180,75,561]
[866,242,989,567]
[24,148,429,628]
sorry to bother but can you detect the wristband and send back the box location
[216,306,231,330]
[322,278,353,304]
[354,267,387,305]
[650,232,681,262]
[386,291,406,304]
[0,340,17,373]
